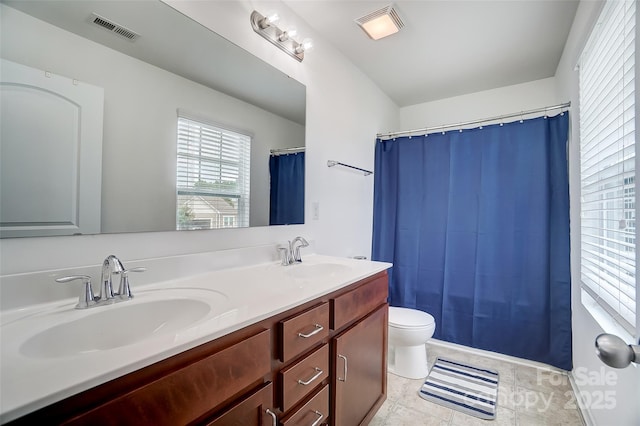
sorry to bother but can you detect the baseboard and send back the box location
[428,339,566,372]
[568,372,596,426]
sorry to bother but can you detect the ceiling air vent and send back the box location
[89,13,139,41]
[355,4,404,40]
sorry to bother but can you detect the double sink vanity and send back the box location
[0,247,391,425]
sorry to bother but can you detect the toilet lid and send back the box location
[389,307,435,328]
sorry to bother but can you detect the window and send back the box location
[579,0,636,334]
[176,115,251,230]
[222,215,236,228]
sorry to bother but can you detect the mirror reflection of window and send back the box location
[176,116,251,230]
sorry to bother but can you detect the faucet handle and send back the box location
[115,267,146,300]
[55,275,96,309]
[277,246,290,266]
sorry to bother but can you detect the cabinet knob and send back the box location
[297,367,323,385]
[298,324,324,338]
[338,354,348,382]
[265,408,277,426]
[311,410,324,426]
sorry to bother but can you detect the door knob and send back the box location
[595,333,640,368]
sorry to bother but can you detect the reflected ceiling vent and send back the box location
[355,4,404,40]
[89,13,139,41]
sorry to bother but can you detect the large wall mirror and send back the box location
[0,0,306,238]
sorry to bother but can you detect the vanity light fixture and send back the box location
[355,4,404,40]
[251,10,311,62]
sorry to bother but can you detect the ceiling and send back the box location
[283,0,580,107]
[2,0,306,125]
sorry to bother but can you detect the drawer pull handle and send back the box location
[298,324,324,338]
[265,408,277,426]
[298,367,323,385]
[338,354,348,382]
[311,410,324,426]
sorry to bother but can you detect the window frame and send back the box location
[578,0,638,336]
[175,114,251,230]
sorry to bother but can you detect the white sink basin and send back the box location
[19,293,219,359]
[285,263,351,280]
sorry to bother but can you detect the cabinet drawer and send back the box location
[64,329,271,425]
[279,302,329,362]
[206,382,273,426]
[281,384,329,426]
[331,274,388,331]
[279,344,329,412]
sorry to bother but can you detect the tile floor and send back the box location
[371,342,585,426]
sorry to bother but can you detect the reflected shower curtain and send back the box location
[269,152,305,225]
[372,114,572,370]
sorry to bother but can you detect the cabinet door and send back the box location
[332,304,387,426]
[206,382,274,426]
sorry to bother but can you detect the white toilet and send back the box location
[388,307,436,379]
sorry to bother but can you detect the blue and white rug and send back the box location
[419,357,499,420]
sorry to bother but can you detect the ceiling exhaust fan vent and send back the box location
[356,5,403,28]
[89,13,139,41]
[355,4,404,40]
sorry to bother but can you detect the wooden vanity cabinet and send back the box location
[330,274,388,426]
[332,305,387,426]
[205,382,274,426]
[281,384,329,426]
[279,344,329,412]
[7,271,388,426]
[279,302,330,363]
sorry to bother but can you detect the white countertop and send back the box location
[0,254,391,423]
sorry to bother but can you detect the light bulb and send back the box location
[278,28,297,42]
[259,12,279,29]
[295,38,313,54]
[301,38,313,50]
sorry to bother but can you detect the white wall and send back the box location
[400,77,559,130]
[1,4,303,232]
[0,0,398,275]
[555,1,640,425]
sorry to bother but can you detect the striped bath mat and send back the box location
[419,357,499,420]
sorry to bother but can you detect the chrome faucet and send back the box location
[55,255,145,309]
[290,236,309,262]
[278,236,309,265]
[100,254,125,302]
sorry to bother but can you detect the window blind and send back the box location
[579,0,636,334]
[176,116,251,230]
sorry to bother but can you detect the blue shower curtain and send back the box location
[269,152,305,225]
[372,114,572,370]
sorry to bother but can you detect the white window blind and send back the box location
[176,116,251,230]
[580,0,636,334]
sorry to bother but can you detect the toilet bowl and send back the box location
[388,307,436,379]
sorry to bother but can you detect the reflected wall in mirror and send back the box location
[0,0,306,238]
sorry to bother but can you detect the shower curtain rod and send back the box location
[377,101,571,140]
[270,146,305,155]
